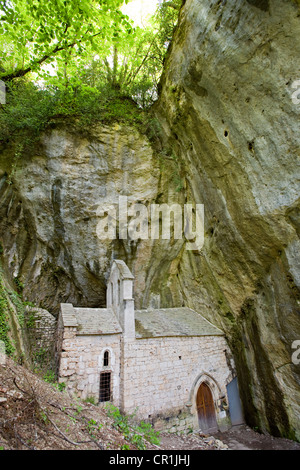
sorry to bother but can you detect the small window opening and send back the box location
[99,372,111,402]
[103,350,109,367]
[117,279,120,305]
[111,282,114,305]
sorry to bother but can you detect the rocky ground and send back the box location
[0,358,134,451]
[0,358,299,451]
[159,425,300,451]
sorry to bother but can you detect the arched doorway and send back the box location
[196,382,218,433]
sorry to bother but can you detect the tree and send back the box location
[0,0,131,82]
[73,0,182,106]
[0,0,183,148]
[75,25,161,107]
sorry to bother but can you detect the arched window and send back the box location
[103,350,109,367]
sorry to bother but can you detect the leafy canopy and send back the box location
[0,0,132,81]
[0,0,182,149]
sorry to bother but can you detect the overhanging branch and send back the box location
[0,30,103,82]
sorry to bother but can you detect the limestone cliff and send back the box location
[154,0,300,439]
[0,0,299,441]
[0,122,163,312]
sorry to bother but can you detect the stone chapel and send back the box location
[56,260,243,433]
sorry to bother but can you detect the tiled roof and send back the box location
[134,307,224,339]
[74,308,122,335]
[60,304,224,338]
[61,303,122,335]
[60,304,78,327]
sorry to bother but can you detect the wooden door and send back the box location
[196,383,218,433]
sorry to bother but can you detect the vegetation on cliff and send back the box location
[0,257,26,359]
[0,0,181,149]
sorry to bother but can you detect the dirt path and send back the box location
[158,425,300,451]
[213,425,300,450]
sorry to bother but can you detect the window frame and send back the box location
[99,371,112,403]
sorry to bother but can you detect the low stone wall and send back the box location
[150,408,195,434]
[24,307,57,373]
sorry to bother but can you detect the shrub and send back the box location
[105,403,160,450]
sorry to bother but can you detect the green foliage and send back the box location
[0,287,15,357]
[43,370,66,392]
[73,0,182,106]
[0,79,144,146]
[87,418,103,438]
[13,277,24,293]
[0,0,181,96]
[7,289,25,327]
[57,382,66,392]
[74,405,84,415]
[0,265,17,357]
[38,410,49,425]
[43,370,56,383]
[25,312,36,329]
[0,1,182,156]
[0,80,56,144]
[135,419,161,446]
[120,444,130,450]
[0,0,131,82]
[105,403,160,450]
[84,396,97,405]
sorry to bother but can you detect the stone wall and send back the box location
[107,260,135,339]
[25,307,57,374]
[57,324,234,432]
[121,335,234,433]
[58,328,121,404]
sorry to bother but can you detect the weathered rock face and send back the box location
[0,0,299,442]
[154,0,300,439]
[0,122,164,313]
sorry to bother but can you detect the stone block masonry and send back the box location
[56,261,237,433]
[58,331,122,404]
[121,335,232,432]
[24,307,57,373]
